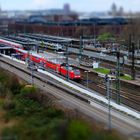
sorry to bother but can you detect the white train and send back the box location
[46,43,63,51]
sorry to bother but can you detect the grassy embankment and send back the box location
[0,68,123,140]
[94,68,132,80]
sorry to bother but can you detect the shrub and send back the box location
[2,127,18,140]
[7,76,22,95]
[46,118,68,140]
[20,86,37,97]
[67,120,92,140]
[0,70,9,83]
[7,98,43,118]
[45,108,64,118]
[0,83,8,97]
[2,100,15,110]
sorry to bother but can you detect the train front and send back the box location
[68,67,81,80]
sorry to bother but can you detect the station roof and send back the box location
[19,34,72,44]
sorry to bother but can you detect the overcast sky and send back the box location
[0,0,140,12]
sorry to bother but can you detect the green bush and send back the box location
[2,127,18,140]
[0,71,22,96]
[67,120,92,140]
[19,87,48,105]
[8,76,22,95]
[0,70,9,83]
[7,98,43,118]
[97,33,115,42]
[2,117,67,140]
[46,118,68,140]
[45,108,64,118]
[20,86,37,96]
[0,83,8,97]
[2,100,15,110]
[0,98,4,106]
[25,115,50,128]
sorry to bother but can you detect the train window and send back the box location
[74,70,80,75]
[68,67,73,70]
[36,57,40,60]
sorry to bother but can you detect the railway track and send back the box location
[78,70,140,111]
[0,52,140,112]
[0,57,140,135]
[21,46,140,111]
[19,46,140,111]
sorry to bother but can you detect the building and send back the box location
[8,17,129,38]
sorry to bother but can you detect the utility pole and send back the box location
[26,39,30,65]
[86,71,89,88]
[138,39,140,53]
[7,25,9,36]
[131,42,135,80]
[128,34,132,55]
[105,75,111,131]
[129,34,136,80]
[66,43,69,81]
[27,40,34,85]
[84,71,90,88]
[137,39,140,53]
[31,67,34,85]
[94,24,96,46]
[116,50,120,104]
[79,36,83,64]
[24,24,26,34]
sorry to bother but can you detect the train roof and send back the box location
[15,48,65,64]
[0,38,22,47]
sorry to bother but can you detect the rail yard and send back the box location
[0,33,140,136]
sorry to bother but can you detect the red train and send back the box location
[18,49,81,80]
[0,38,23,49]
[0,38,81,80]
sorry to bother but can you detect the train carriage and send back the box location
[0,38,23,49]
